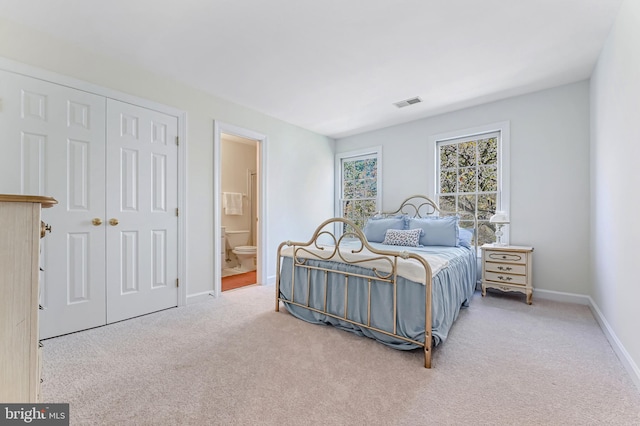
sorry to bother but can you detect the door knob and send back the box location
[92,218,103,226]
[109,218,119,226]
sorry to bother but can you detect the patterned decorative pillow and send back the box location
[382,228,422,247]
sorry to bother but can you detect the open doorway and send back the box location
[213,122,267,296]
[220,133,257,290]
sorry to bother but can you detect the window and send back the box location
[434,123,510,247]
[335,147,382,234]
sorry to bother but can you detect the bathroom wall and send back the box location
[221,134,257,239]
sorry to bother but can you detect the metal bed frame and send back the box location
[275,195,461,368]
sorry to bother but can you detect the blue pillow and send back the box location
[408,216,459,247]
[362,216,406,243]
[458,227,473,248]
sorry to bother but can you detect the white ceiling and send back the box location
[0,0,623,138]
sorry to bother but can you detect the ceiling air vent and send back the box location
[393,96,422,108]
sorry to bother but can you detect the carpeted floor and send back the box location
[221,271,257,291]
[40,285,640,425]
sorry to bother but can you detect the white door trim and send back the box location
[0,56,188,307]
[213,121,267,297]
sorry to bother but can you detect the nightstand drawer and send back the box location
[485,271,527,286]
[486,251,527,264]
[485,262,526,275]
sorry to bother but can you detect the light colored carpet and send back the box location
[41,285,640,425]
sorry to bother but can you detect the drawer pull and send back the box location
[488,253,523,262]
[497,266,512,271]
[40,221,52,238]
[497,275,513,281]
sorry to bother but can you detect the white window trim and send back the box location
[334,146,382,235]
[429,121,510,244]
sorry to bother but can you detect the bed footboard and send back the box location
[275,217,434,368]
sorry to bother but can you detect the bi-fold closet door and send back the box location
[0,70,179,339]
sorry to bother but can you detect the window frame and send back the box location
[430,122,510,247]
[334,146,382,236]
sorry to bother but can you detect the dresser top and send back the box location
[0,194,58,208]
[481,243,534,252]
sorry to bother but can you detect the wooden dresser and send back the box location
[0,194,57,402]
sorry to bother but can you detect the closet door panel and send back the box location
[105,99,178,323]
[0,70,108,339]
[0,71,46,194]
[42,89,107,339]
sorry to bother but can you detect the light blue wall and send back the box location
[336,81,591,296]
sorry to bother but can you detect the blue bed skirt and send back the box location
[278,245,477,349]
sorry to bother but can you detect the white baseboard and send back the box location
[186,291,215,305]
[535,288,640,392]
[533,288,591,305]
[187,278,274,304]
[586,295,640,392]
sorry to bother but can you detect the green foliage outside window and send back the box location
[342,157,378,233]
[438,136,499,246]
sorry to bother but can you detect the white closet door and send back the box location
[0,70,108,339]
[105,99,178,323]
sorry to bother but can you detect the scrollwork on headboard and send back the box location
[380,195,446,218]
[378,194,479,248]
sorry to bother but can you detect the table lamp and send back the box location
[489,211,509,246]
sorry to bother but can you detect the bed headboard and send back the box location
[379,195,449,218]
[378,194,478,247]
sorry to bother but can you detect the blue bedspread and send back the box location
[278,244,477,349]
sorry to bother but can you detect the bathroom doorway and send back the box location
[213,122,266,296]
[220,133,257,290]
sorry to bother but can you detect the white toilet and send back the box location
[226,230,257,272]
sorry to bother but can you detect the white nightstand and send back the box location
[481,244,534,304]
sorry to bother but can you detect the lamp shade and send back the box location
[489,211,509,224]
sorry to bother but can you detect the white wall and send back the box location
[590,0,640,383]
[0,17,335,295]
[336,81,591,295]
